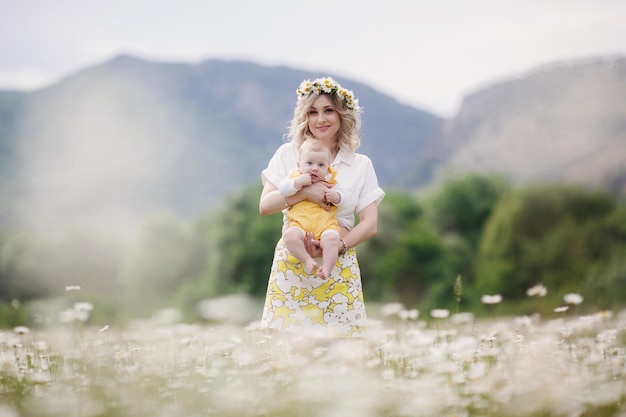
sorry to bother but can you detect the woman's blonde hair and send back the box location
[286,92,362,153]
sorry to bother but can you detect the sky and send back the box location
[0,0,625,116]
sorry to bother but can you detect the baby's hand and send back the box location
[325,190,341,205]
[295,174,312,189]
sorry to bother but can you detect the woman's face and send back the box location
[307,94,340,143]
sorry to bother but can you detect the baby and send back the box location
[279,140,343,279]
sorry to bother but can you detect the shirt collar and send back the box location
[334,147,355,166]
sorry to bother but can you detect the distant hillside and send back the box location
[0,55,441,232]
[2,54,624,234]
[415,56,626,193]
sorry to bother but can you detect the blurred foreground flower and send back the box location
[74,302,94,312]
[152,308,182,325]
[59,302,94,323]
[593,310,612,320]
[515,315,534,327]
[380,302,405,317]
[564,293,584,305]
[450,312,475,324]
[13,326,30,335]
[399,309,419,321]
[527,284,547,297]
[197,294,261,324]
[481,294,502,305]
[430,309,450,319]
[554,306,569,313]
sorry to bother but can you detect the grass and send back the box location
[1,308,624,417]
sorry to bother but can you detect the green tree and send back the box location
[194,185,283,299]
[423,174,509,286]
[359,192,453,308]
[475,184,625,313]
[426,174,509,247]
[581,206,626,308]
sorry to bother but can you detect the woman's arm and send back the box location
[341,202,378,249]
[259,182,290,215]
[259,181,332,216]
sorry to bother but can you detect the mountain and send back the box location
[1,54,624,235]
[0,55,441,233]
[415,56,626,192]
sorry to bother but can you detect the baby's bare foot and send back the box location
[304,259,318,275]
[317,267,328,280]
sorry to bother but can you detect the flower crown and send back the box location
[296,77,360,112]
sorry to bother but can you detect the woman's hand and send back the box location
[259,179,334,216]
[301,181,333,210]
[304,232,323,258]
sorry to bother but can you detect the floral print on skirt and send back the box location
[260,239,368,338]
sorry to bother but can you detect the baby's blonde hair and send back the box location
[298,139,332,163]
[287,92,361,153]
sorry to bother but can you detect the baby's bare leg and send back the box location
[318,232,339,280]
[283,228,318,274]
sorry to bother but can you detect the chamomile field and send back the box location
[1,301,624,417]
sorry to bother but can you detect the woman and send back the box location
[259,77,385,337]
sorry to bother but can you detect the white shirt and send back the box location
[262,141,385,230]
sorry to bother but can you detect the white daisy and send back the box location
[481,294,503,305]
[564,293,584,305]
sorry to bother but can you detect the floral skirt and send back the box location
[260,239,368,338]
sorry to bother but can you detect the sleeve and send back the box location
[278,177,298,196]
[355,157,385,213]
[261,143,297,188]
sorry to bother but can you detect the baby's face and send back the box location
[298,149,330,182]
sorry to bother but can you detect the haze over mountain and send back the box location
[417,56,626,192]
[0,54,624,234]
[0,55,439,233]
